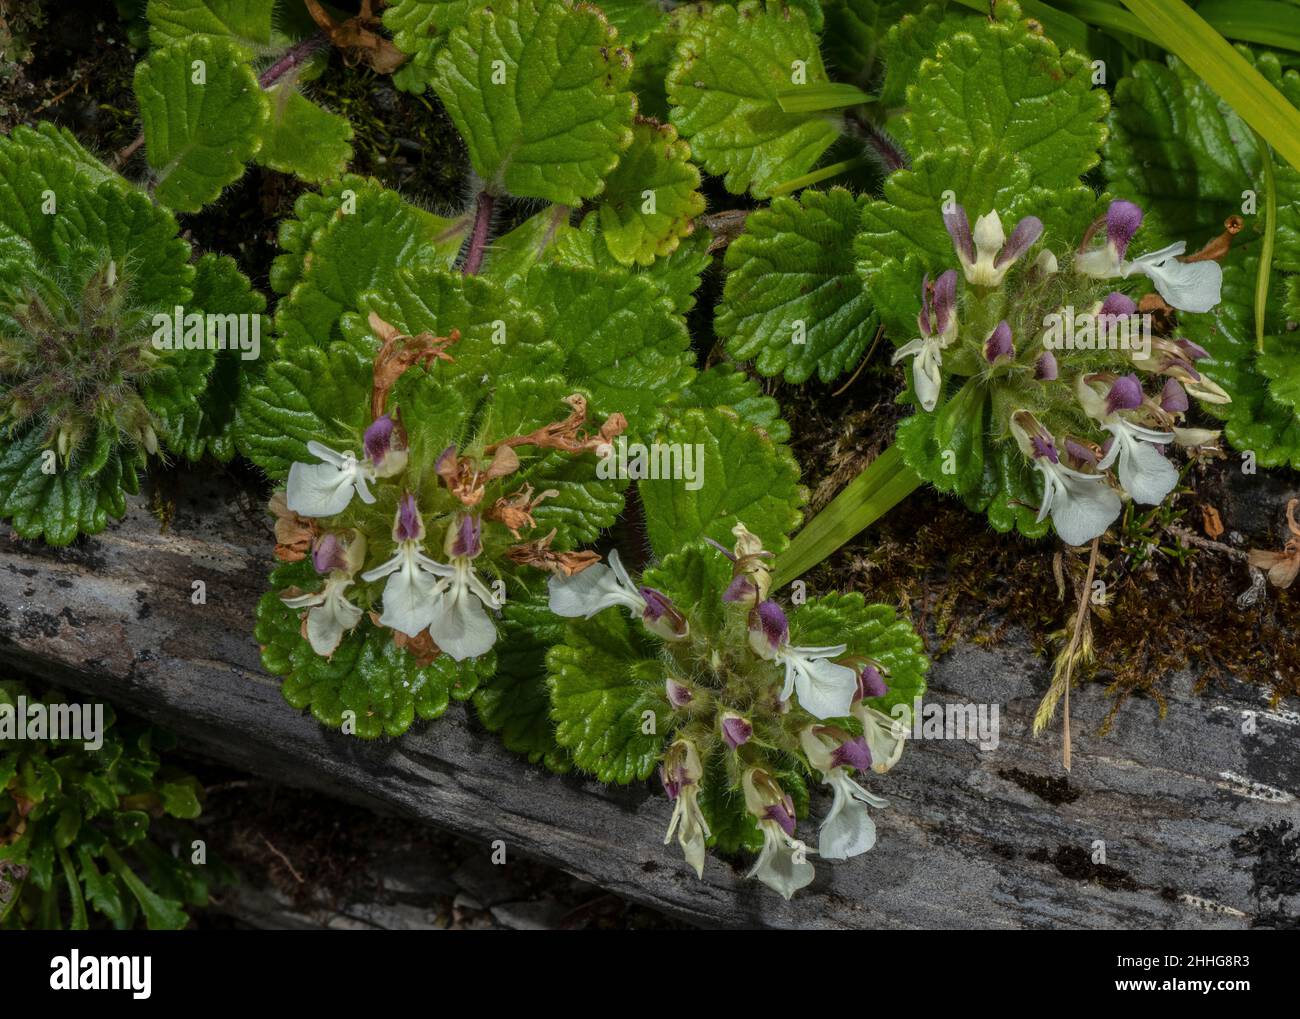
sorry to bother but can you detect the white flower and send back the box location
[743,769,814,900]
[425,515,501,661]
[280,531,367,657]
[661,740,710,879]
[1098,419,1178,505]
[360,495,449,638]
[1077,375,1179,507]
[547,548,688,640]
[286,441,377,517]
[800,726,887,860]
[855,705,909,775]
[748,600,857,719]
[1075,200,1222,313]
[1011,410,1122,547]
[548,548,644,618]
[891,270,958,412]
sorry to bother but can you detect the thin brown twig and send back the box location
[260,835,305,884]
[831,323,886,397]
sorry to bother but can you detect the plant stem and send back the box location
[462,190,495,276]
[771,442,923,589]
[258,30,330,89]
[1253,129,1277,355]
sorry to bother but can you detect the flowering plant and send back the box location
[545,524,926,898]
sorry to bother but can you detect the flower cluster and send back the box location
[892,199,1231,546]
[273,316,625,665]
[546,524,925,899]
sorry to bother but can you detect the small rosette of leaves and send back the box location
[0,125,251,544]
[241,269,635,738]
[545,524,927,899]
[0,682,219,930]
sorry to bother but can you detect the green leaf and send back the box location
[78,849,127,929]
[671,363,791,443]
[480,205,573,285]
[550,212,713,314]
[1119,0,1300,172]
[596,117,705,266]
[255,84,354,183]
[547,609,668,784]
[472,589,572,771]
[274,178,469,348]
[895,379,1050,537]
[103,845,189,930]
[667,0,841,197]
[256,561,490,739]
[383,0,478,93]
[820,0,915,89]
[717,187,877,383]
[159,779,203,819]
[432,0,636,204]
[184,252,268,461]
[235,338,373,478]
[58,847,88,931]
[0,429,143,546]
[522,264,695,431]
[639,406,804,559]
[595,0,665,44]
[903,5,1109,187]
[146,0,274,54]
[135,35,270,212]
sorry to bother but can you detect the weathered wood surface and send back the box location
[1,472,1296,929]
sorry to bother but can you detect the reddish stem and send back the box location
[259,31,330,89]
[462,191,495,276]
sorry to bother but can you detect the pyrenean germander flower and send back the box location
[895,197,1230,546]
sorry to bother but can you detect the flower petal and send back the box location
[428,579,498,660]
[786,653,857,719]
[286,459,362,517]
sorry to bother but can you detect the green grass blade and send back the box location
[776,82,874,113]
[770,156,871,196]
[771,443,922,588]
[1120,0,1300,171]
[1195,0,1300,53]
[1254,129,1277,353]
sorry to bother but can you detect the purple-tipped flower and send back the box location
[1030,433,1060,464]
[1065,439,1099,467]
[312,533,347,574]
[856,664,888,700]
[1177,338,1209,361]
[665,677,693,709]
[721,712,753,749]
[995,215,1044,269]
[943,205,976,264]
[984,320,1014,363]
[764,799,797,838]
[640,587,689,641]
[723,574,758,604]
[448,513,481,558]
[918,269,959,343]
[1107,201,1144,260]
[748,600,789,659]
[831,735,873,772]
[1098,292,1138,321]
[1035,351,1058,381]
[393,493,424,543]
[363,415,407,478]
[1105,374,1144,414]
[1160,378,1190,414]
[946,206,1042,286]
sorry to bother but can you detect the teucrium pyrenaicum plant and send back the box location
[545,524,927,899]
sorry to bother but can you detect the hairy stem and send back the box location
[461,191,496,276]
[258,30,330,89]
